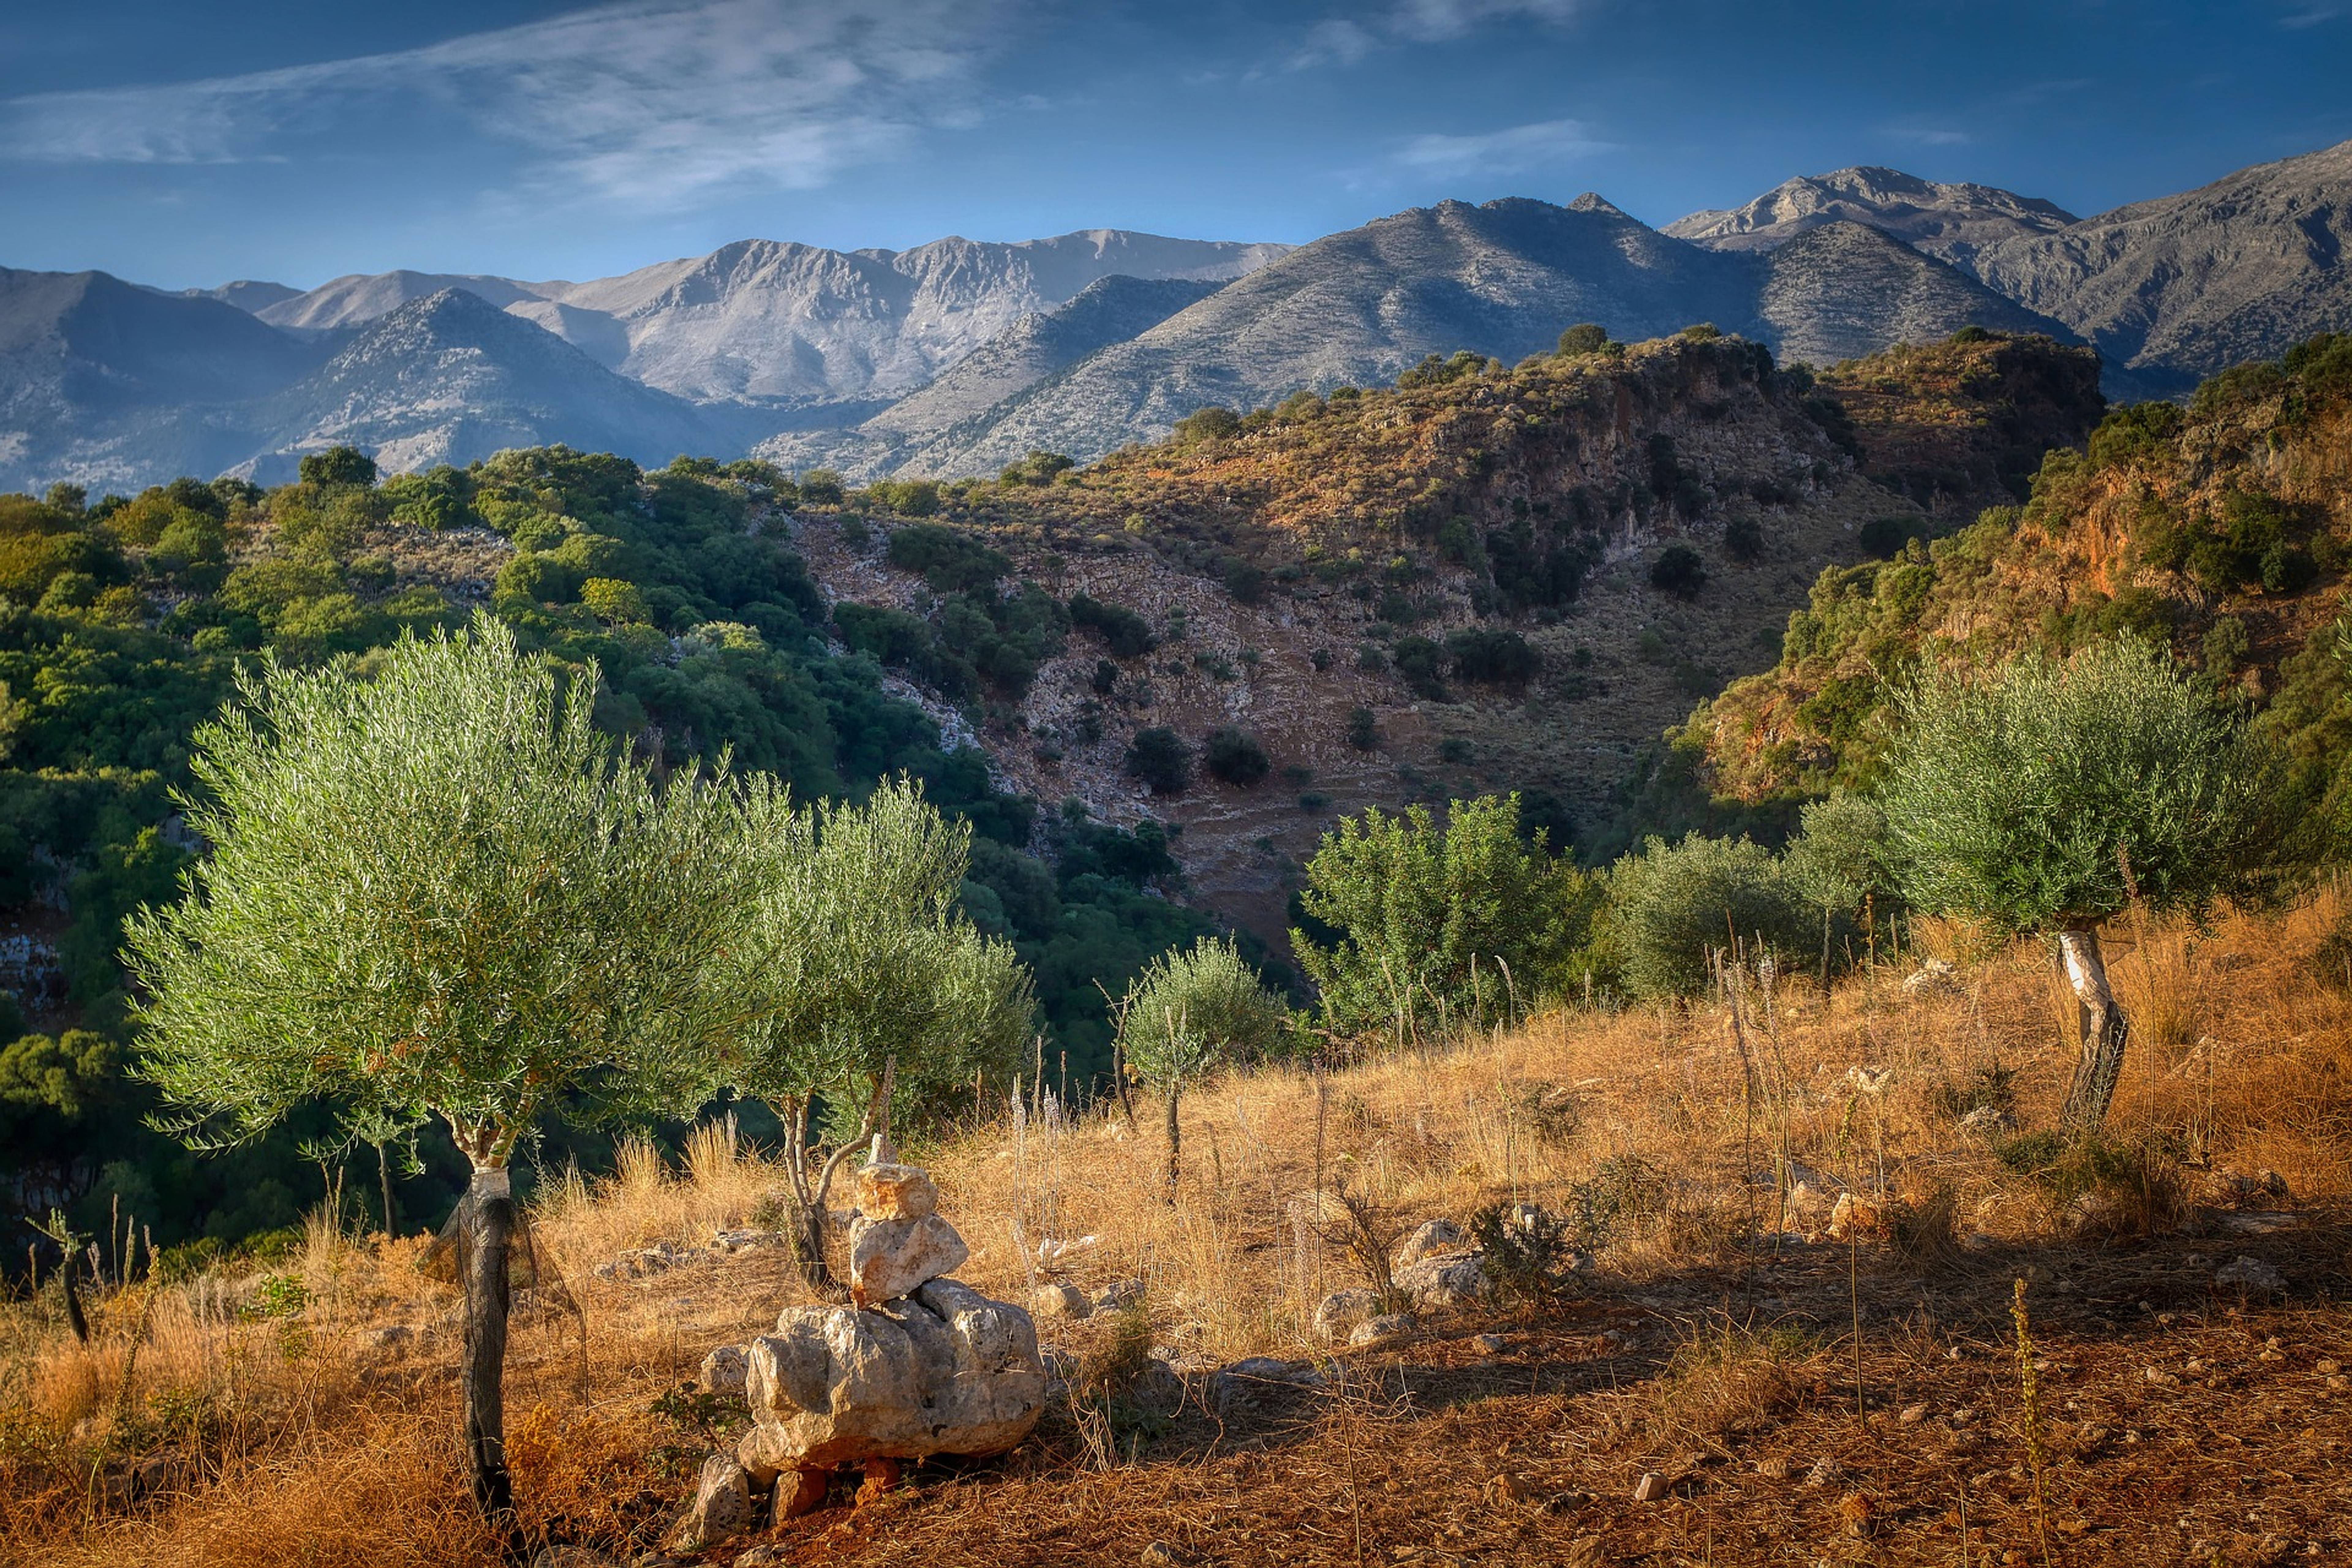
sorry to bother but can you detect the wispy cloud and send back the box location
[1283,0,1582,70]
[0,0,1008,209]
[2278,3,2341,25]
[1394,117,1607,177]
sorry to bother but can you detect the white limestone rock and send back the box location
[846,1212,969,1307]
[738,1278,1046,1475]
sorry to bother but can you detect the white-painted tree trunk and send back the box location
[2056,925,2130,1133]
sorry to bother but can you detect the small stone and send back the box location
[1632,1471,1669,1502]
[699,1344,750,1397]
[1754,1456,1791,1480]
[2318,1359,2343,1374]
[1139,1542,1190,1567]
[1474,1333,1509,1354]
[1313,1287,1378,1341]
[1032,1282,1091,1320]
[1903,958,1960,995]
[772,1468,829,1522]
[2215,1256,2286,1297]
[854,1163,939,1221]
[1562,1538,1610,1568]
[1898,1402,1929,1425]
[1804,1457,1843,1487]
[1395,1217,1467,1269]
[1095,1276,1147,1313]
[668,1453,754,1551]
[1350,1314,1412,1348]
[1488,1471,1537,1506]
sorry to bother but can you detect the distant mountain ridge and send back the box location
[3,140,2350,492]
[786,197,2074,480]
[1664,165,2078,267]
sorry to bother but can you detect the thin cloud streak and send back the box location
[1393,117,1608,176]
[1284,0,1582,70]
[0,0,1008,209]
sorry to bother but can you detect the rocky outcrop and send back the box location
[673,1160,1046,1546]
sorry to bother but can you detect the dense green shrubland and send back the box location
[0,446,1213,1254]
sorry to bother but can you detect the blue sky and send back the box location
[3,0,2347,290]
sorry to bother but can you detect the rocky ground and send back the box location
[608,1217,2349,1568]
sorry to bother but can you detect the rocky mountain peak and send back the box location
[1666,166,2078,267]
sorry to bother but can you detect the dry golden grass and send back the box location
[4,894,2349,1566]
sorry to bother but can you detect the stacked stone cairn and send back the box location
[671,1162,1048,1549]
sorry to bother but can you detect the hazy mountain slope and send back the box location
[1971,138,2352,393]
[542,231,1286,403]
[178,280,303,312]
[884,197,1758,476]
[863,275,1225,437]
[860,198,2071,478]
[256,269,561,330]
[0,267,328,491]
[230,231,1289,407]
[1754,222,2077,366]
[1667,166,2075,267]
[235,289,745,481]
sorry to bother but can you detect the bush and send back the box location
[862,478,941,517]
[1723,516,1764,563]
[1172,407,1241,445]
[297,446,377,488]
[884,523,1008,592]
[1606,833,1813,999]
[1069,593,1155,657]
[1346,707,1379,750]
[1649,545,1706,597]
[1202,726,1271,786]
[1446,628,1539,685]
[1125,727,1193,794]
[1391,635,1446,698]
[1557,323,1609,357]
[798,469,846,507]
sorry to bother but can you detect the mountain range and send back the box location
[3,138,2349,492]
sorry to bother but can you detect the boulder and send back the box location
[1394,1251,1489,1310]
[846,1212,969,1307]
[855,1163,939,1222]
[699,1344,750,1397]
[1312,1287,1379,1342]
[667,1452,754,1551]
[739,1277,1046,1473]
[1394,1218,1465,1269]
[1349,1314,1412,1348]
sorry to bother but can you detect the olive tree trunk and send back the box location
[2056,925,2130,1134]
[1163,1082,1181,1203]
[459,1166,517,1531]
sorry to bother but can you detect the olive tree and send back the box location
[1115,937,1290,1197]
[710,777,1031,1280]
[125,616,748,1524]
[1878,638,2287,1132]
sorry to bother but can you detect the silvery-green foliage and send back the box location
[1879,637,2286,935]
[715,775,1030,1131]
[1784,791,1897,915]
[1117,936,1290,1088]
[126,614,752,1167]
[1606,833,1814,1000]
